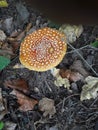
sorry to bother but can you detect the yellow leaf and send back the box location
[0,0,8,7]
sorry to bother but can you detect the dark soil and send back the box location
[0,0,98,130]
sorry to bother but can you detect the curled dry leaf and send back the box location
[7,31,25,49]
[7,23,32,52]
[59,69,84,82]
[54,76,70,89]
[10,30,21,38]
[0,30,6,41]
[0,42,14,58]
[38,97,56,117]
[15,31,25,42]
[70,60,89,77]
[51,68,70,89]
[11,90,38,111]
[4,79,29,93]
[59,24,83,43]
[80,76,98,101]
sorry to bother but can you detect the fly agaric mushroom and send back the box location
[19,27,67,72]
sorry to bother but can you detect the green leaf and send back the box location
[0,0,8,7]
[90,41,98,48]
[0,121,4,130]
[0,56,10,70]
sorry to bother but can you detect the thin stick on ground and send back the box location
[67,42,98,76]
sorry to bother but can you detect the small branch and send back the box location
[67,42,98,76]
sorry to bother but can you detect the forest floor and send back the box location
[0,0,98,130]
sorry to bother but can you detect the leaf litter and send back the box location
[10,90,38,111]
[38,97,56,117]
[0,0,98,130]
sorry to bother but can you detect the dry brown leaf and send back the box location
[15,23,32,41]
[7,23,32,53]
[11,90,38,111]
[25,23,32,33]
[10,30,21,38]
[60,69,84,82]
[16,31,25,42]
[38,97,56,117]
[4,79,29,93]
[7,31,25,53]
[0,42,14,58]
[59,69,71,79]
[11,41,20,53]
[7,37,20,52]
[69,71,84,82]
[70,60,89,77]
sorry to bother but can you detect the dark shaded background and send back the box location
[25,0,98,25]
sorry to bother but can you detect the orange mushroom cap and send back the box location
[19,27,67,71]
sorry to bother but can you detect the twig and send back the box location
[89,97,98,108]
[45,81,52,92]
[67,42,98,76]
[66,45,98,54]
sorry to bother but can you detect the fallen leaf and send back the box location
[59,24,83,43]
[4,79,29,93]
[51,68,70,89]
[0,42,14,58]
[59,69,84,82]
[0,121,4,130]
[60,69,71,79]
[51,68,60,77]
[0,30,6,41]
[15,31,25,42]
[80,76,98,101]
[7,37,21,52]
[0,56,10,70]
[2,17,14,35]
[15,2,30,26]
[11,90,38,111]
[54,76,70,89]
[0,0,8,7]
[70,60,89,77]
[6,30,26,53]
[38,97,56,117]
[10,30,21,38]
[11,41,20,52]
